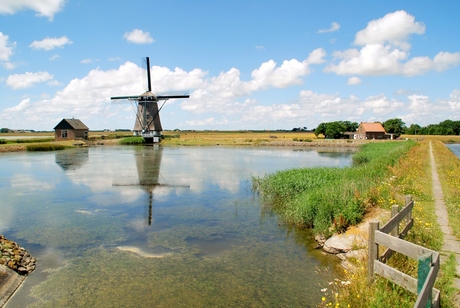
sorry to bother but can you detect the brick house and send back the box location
[356,122,387,140]
[54,118,89,141]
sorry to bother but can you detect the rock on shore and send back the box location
[0,235,36,275]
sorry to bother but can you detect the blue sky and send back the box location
[1,0,460,131]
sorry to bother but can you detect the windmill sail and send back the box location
[110,57,190,143]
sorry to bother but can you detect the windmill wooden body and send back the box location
[111,57,189,143]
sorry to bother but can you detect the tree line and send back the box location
[313,119,460,139]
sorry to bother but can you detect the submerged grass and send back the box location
[253,140,415,235]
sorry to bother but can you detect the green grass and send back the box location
[253,141,415,235]
[2,138,55,144]
[26,144,66,151]
[118,136,145,145]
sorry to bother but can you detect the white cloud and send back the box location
[347,76,361,85]
[81,58,99,64]
[0,0,65,21]
[0,32,16,68]
[29,36,73,50]
[255,45,265,50]
[1,51,327,130]
[318,22,340,33]
[49,54,60,61]
[325,11,460,77]
[6,71,54,89]
[123,29,154,44]
[363,95,404,115]
[354,10,425,50]
[4,98,31,113]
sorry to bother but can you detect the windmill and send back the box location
[111,57,189,143]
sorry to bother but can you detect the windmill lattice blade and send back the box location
[146,57,152,92]
[111,95,139,100]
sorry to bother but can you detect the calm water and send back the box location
[1,145,354,307]
[447,144,460,158]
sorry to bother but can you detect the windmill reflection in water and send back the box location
[113,146,189,225]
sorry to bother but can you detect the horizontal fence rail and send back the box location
[368,196,440,308]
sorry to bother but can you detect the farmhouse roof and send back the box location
[360,122,386,133]
[54,118,89,130]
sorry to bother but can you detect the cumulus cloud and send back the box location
[29,36,73,50]
[325,10,460,77]
[182,48,326,114]
[347,76,361,85]
[0,32,16,68]
[0,0,65,21]
[1,51,327,130]
[354,10,425,50]
[318,22,340,33]
[123,29,154,44]
[6,71,54,89]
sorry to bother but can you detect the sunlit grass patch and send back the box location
[431,140,460,239]
[328,141,453,307]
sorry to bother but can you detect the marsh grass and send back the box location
[253,141,415,236]
[26,143,66,151]
[118,136,145,145]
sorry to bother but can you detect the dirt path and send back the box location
[430,142,460,292]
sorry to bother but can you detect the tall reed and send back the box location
[253,141,415,235]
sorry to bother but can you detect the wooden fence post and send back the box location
[391,205,399,237]
[405,195,412,224]
[368,220,379,284]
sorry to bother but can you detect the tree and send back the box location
[314,123,327,137]
[383,118,406,137]
[340,121,359,132]
[324,122,346,139]
[406,124,421,135]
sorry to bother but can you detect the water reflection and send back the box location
[1,146,354,307]
[55,148,89,171]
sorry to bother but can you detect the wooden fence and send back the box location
[368,196,440,308]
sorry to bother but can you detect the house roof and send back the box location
[54,118,89,130]
[360,122,386,133]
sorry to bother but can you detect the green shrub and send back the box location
[0,139,6,144]
[26,144,66,151]
[118,136,145,145]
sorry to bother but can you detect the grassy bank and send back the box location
[26,144,67,151]
[319,141,456,307]
[431,140,460,239]
[253,139,458,306]
[253,141,415,236]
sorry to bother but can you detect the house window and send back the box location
[61,130,68,138]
